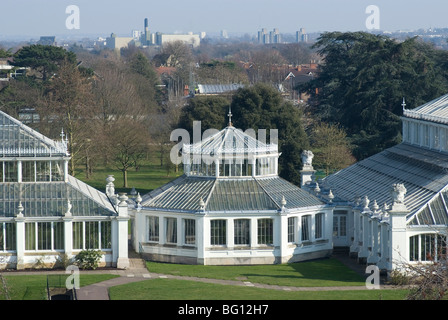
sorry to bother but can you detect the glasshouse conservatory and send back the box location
[132,117,334,265]
[4,92,448,272]
[132,93,448,271]
[0,110,129,270]
[303,93,448,272]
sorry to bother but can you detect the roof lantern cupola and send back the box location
[182,113,279,178]
[401,93,448,152]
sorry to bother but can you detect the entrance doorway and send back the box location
[333,211,348,247]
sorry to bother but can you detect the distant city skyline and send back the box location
[1,0,447,40]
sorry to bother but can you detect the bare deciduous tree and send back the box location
[41,60,95,175]
[310,123,356,176]
[103,118,150,188]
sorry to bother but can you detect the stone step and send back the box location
[128,258,147,269]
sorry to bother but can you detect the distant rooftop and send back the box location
[196,84,244,95]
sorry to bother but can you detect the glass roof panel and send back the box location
[417,207,435,225]
[429,195,448,225]
[0,182,115,217]
[141,175,324,212]
[141,176,215,211]
[207,178,278,211]
[0,110,68,157]
[257,177,324,208]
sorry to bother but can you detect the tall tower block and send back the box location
[143,18,151,45]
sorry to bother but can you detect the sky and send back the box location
[1,0,447,40]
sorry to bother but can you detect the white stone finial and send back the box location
[135,192,142,212]
[301,150,314,168]
[136,192,142,204]
[391,183,406,204]
[300,151,316,187]
[106,175,116,197]
[314,182,320,193]
[401,97,406,110]
[199,197,205,211]
[372,200,379,213]
[281,196,287,208]
[381,203,389,217]
[17,202,24,218]
[363,195,370,210]
[328,190,334,203]
[65,199,72,217]
[118,193,128,206]
[391,183,408,212]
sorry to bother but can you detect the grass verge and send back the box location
[146,258,366,288]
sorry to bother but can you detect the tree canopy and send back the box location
[301,31,448,159]
[0,48,12,58]
[310,122,356,176]
[232,84,310,184]
[178,95,229,132]
[13,44,76,81]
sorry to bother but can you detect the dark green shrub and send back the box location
[75,250,102,270]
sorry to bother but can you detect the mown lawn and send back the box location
[108,278,409,300]
[0,274,119,300]
[146,258,366,288]
[70,154,409,300]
